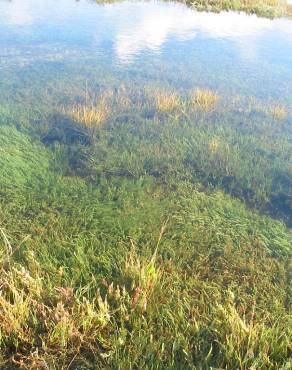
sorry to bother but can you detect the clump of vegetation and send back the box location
[0,125,51,189]
[192,88,219,111]
[65,93,110,132]
[267,104,288,120]
[245,97,289,120]
[153,89,182,113]
[66,103,108,137]
[209,137,220,153]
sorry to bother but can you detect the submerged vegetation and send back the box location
[192,88,219,111]
[154,89,182,113]
[0,1,291,366]
[0,80,291,368]
[267,104,288,120]
[65,102,108,131]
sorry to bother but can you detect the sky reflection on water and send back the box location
[0,0,291,103]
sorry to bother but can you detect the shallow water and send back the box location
[0,0,292,107]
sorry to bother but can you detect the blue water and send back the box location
[0,0,292,106]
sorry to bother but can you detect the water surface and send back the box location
[0,0,292,107]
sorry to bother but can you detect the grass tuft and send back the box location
[153,89,182,113]
[65,96,109,132]
[267,104,288,120]
[192,88,219,111]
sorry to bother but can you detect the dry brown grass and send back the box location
[192,88,219,111]
[267,104,288,120]
[153,90,182,113]
[69,104,108,128]
[209,138,220,154]
[244,97,288,120]
[65,90,114,130]
[114,86,145,111]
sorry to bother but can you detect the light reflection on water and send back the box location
[0,0,291,104]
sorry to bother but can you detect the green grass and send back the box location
[187,0,292,18]
[0,176,291,369]
[0,125,51,189]
[0,86,291,368]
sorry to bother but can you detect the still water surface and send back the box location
[0,0,292,105]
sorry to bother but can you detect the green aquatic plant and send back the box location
[0,125,51,189]
[0,78,291,368]
[0,0,291,365]
[36,82,291,224]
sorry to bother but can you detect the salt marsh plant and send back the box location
[67,99,109,130]
[192,88,219,111]
[245,97,288,120]
[124,246,161,312]
[209,137,220,154]
[68,103,108,127]
[267,104,288,120]
[153,89,182,113]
